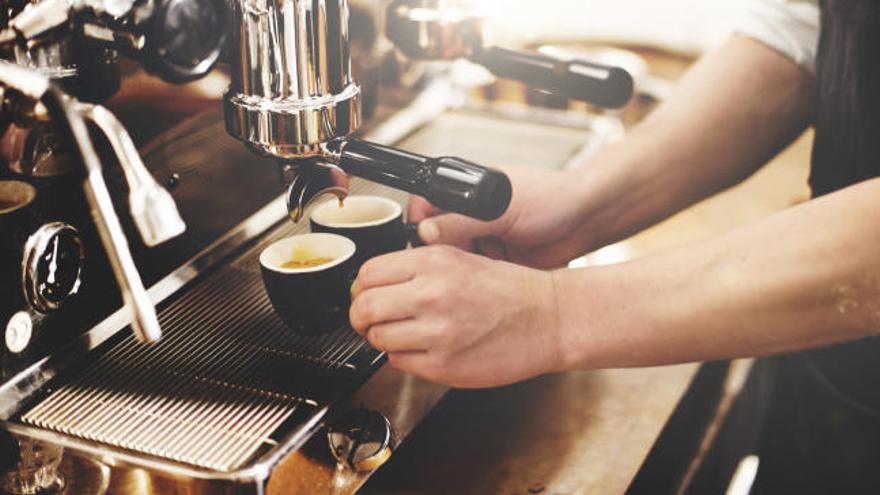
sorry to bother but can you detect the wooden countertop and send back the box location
[361,52,813,494]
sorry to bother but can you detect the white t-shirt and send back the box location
[735,0,821,73]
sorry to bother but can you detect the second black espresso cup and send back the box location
[260,233,357,335]
[310,195,416,267]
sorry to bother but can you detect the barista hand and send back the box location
[349,245,562,388]
[409,165,596,269]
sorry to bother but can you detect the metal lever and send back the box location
[78,103,186,247]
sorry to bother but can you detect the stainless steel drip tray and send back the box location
[7,208,385,479]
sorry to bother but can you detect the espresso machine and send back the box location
[0,0,633,493]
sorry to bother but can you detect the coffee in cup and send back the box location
[260,233,357,335]
[310,195,417,267]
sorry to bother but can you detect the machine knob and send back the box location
[4,311,33,354]
[327,409,393,473]
[22,223,84,314]
[137,0,226,83]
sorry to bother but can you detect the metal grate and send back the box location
[20,214,383,472]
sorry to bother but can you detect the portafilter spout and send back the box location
[282,160,350,223]
[224,0,513,223]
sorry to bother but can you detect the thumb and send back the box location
[418,213,501,246]
[407,195,442,223]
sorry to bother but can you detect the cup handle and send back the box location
[404,223,425,248]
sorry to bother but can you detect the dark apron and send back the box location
[751,1,880,492]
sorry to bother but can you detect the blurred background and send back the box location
[479,0,746,54]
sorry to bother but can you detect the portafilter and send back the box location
[224,0,513,223]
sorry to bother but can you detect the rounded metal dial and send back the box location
[22,223,84,314]
[328,409,393,473]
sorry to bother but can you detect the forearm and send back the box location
[575,36,814,249]
[556,178,880,370]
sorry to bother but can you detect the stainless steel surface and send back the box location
[20,280,374,472]
[224,0,362,158]
[386,0,484,60]
[397,103,623,170]
[78,103,186,247]
[1,0,136,44]
[0,62,50,100]
[4,0,71,42]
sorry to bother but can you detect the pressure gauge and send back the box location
[22,223,84,314]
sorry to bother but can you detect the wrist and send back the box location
[551,261,666,370]
[520,266,570,376]
[545,267,584,372]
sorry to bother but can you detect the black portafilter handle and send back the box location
[333,140,512,222]
[471,46,634,109]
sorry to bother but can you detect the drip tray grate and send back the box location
[20,220,382,472]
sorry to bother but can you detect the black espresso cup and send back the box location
[310,195,418,268]
[260,233,357,335]
[0,180,38,250]
[0,181,38,319]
